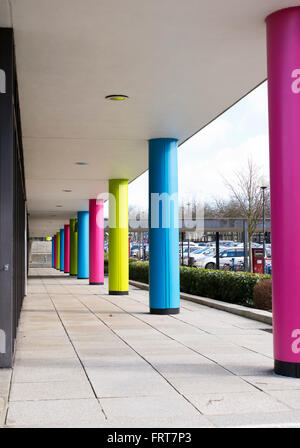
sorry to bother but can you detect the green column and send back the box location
[69,218,78,276]
[109,179,129,294]
[56,231,60,270]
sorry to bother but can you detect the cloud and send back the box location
[128,83,270,209]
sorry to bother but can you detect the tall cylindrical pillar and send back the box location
[266,7,300,377]
[60,229,64,272]
[89,199,104,285]
[52,237,55,267]
[69,218,78,276]
[56,231,60,271]
[77,211,89,279]
[109,179,128,294]
[148,138,180,314]
[54,234,57,269]
[64,224,70,273]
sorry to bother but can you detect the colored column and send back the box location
[69,218,78,276]
[109,179,128,294]
[89,199,104,285]
[54,234,57,269]
[52,237,55,267]
[266,7,300,377]
[148,138,180,314]
[60,229,64,272]
[77,211,89,279]
[56,231,60,271]
[64,224,70,273]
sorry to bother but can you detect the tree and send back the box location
[223,158,269,271]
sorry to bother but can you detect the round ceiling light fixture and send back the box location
[76,162,88,166]
[56,205,63,208]
[105,94,129,101]
[62,189,72,192]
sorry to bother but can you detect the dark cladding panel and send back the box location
[0,28,14,368]
[0,28,26,368]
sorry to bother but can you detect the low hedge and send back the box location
[180,267,270,307]
[106,258,271,308]
[104,254,108,274]
[253,278,272,311]
[129,260,149,284]
[104,255,140,275]
[128,262,270,308]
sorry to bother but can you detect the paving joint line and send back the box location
[46,292,108,420]
[99,292,293,412]
[74,295,205,417]
[97,294,269,395]
[30,274,292,417]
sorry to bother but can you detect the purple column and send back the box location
[64,224,70,273]
[89,199,104,285]
[54,234,57,269]
[266,6,300,377]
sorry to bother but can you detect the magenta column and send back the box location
[89,199,104,285]
[54,234,57,269]
[266,7,300,377]
[64,224,70,273]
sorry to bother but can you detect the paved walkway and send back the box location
[2,268,300,427]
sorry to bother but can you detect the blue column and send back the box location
[60,229,64,271]
[148,138,180,314]
[52,236,55,267]
[77,211,89,279]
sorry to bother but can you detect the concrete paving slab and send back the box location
[10,380,94,401]
[209,410,300,428]
[101,395,201,420]
[6,398,105,428]
[184,390,289,415]
[242,374,300,391]
[5,268,299,428]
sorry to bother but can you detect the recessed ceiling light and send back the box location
[76,162,88,165]
[105,94,129,101]
[62,189,72,192]
[56,205,63,208]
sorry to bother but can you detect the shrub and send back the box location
[105,256,136,274]
[106,258,271,309]
[104,253,108,274]
[180,267,270,307]
[253,279,272,311]
[128,261,270,308]
[129,261,149,284]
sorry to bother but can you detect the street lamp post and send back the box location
[261,186,267,274]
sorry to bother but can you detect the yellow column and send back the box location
[109,179,128,294]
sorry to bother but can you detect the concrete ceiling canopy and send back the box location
[0,0,297,236]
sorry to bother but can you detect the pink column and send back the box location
[89,199,104,285]
[54,234,57,269]
[266,6,300,377]
[64,224,70,273]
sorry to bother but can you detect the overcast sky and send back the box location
[128,81,269,211]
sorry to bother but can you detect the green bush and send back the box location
[104,253,108,274]
[105,257,271,308]
[180,267,270,307]
[128,260,270,308]
[129,260,149,284]
[253,278,272,311]
[105,255,136,275]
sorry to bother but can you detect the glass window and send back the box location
[236,250,244,257]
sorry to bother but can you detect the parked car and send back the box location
[130,244,140,257]
[181,246,199,261]
[182,246,212,265]
[187,247,219,267]
[193,246,246,269]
